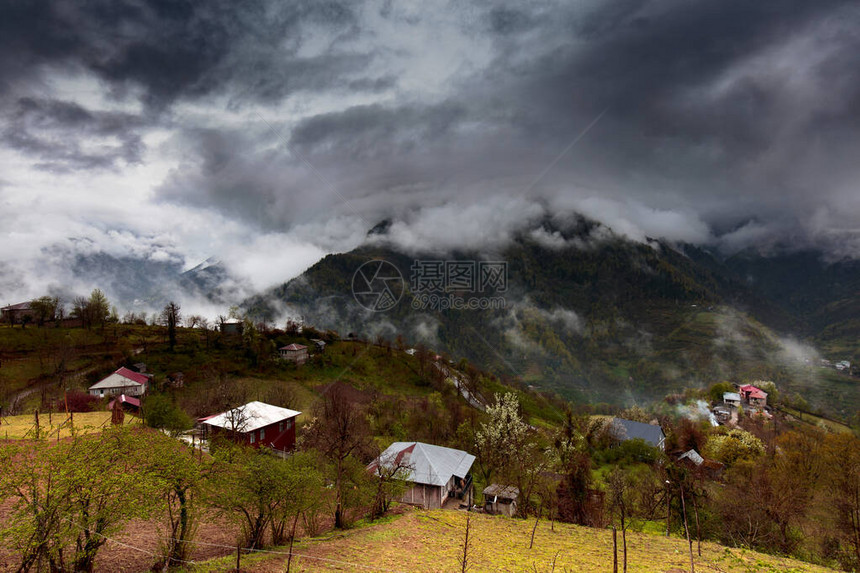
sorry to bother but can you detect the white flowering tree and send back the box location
[473,393,530,487]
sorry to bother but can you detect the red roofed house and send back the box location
[739,384,768,407]
[279,343,308,365]
[200,401,301,452]
[88,367,151,398]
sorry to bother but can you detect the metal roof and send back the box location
[202,401,301,433]
[677,449,704,466]
[373,442,475,487]
[279,343,307,351]
[723,392,741,401]
[611,418,665,449]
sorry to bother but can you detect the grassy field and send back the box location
[179,509,838,573]
[0,410,140,440]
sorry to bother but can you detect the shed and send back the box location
[723,392,741,407]
[106,394,141,413]
[483,484,519,517]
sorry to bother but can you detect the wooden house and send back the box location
[200,401,301,452]
[279,343,308,364]
[369,442,475,510]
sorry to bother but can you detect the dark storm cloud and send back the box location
[0,0,366,107]
[2,97,145,171]
[5,0,860,274]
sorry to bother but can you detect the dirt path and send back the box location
[7,363,102,415]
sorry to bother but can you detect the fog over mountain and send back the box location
[2,0,860,312]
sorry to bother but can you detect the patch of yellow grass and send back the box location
[0,411,139,440]
[183,509,839,573]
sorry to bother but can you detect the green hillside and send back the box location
[244,221,860,421]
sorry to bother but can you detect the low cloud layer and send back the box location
[3,0,860,312]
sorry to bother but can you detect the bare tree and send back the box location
[303,385,374,528]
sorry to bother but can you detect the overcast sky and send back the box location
[2,0,860,308]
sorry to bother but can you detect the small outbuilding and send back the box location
[723,392,741,407]
[483,484,519,517]
[279,343,308,364]
[107,394,141,413]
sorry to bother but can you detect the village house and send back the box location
[369,442,475,510]
[219,318,243,335]
[610,417,666,451]
[1,302,36,326]
[88,367,151,398]
[723,392,741,408]
[200,401,301,452]
[739,384,768,407]
[279,343,308,364]
[483,484,519,517]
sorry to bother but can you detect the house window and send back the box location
[260,427,265,440]
[249,433,255,444]
[278,422,284,432]
[286,419,293,430]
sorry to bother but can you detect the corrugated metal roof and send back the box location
[374,442,475,487]
[611,418,665,449]
[89,368,149,390]
[723,392,740,401]
[677,449,704,466]
[279,343,307,351]
[202,401,301,433]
